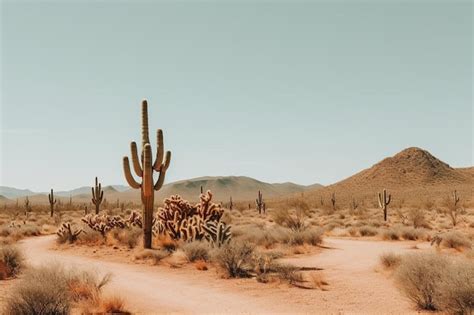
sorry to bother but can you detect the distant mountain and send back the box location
[305,147,474,204]
[0,186,36,199]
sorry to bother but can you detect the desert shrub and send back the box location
[113,228,142,249]
[213,241,254,278]
[135,249,170,265]
[0,245,23,279]
[408,208,429,229]
[379,252,401,269]
[98,295,131,314]
[182,241,210,262]
[359,226,378,236]
[395,253,473,313]
[400,227,429,241]
[5,264,110,315]
[438,260,474,315]
[441,231,472,251]
[236,226,281,248]
[382,228,400,240]
[275,264,304,286]
[395,253,449,310]
[302,228,324,246]
[272,207,308,231]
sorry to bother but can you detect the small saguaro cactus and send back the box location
[256,190,265,214]
[48,189,57,217]
[123,99,172,249]
[330,193,336,211]
[69,195,72,207]
[229,196,233,211]
[452,190,460,207]
[350,198,359,211]
[378,189,391,221]
[24,196,31,216]
[91,177,104,214]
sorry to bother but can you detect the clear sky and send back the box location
[0,1,472,191]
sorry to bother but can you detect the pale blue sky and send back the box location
[1,1,472,191]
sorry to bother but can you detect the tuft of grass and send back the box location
[395,253,473,313]
[134,249,170,265]
[182,241,210,262]
[359,226,378,236]
[5,264,111,315]
[379,252,402,269]
[0,245,23,279]
[98,295,131,314]
[441,231,472,251]
[213,241,254,278]
[382,228,400,241]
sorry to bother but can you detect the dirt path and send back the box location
[17,236,425,314]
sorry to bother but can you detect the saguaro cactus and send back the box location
[229,196,233,210]
[256,190,265,214]
[48,189,57,217]
[330,193,336,211]
[123,99,171,249]
[24,196,30,216]
[92,177,104,214]
[378,189,391,221]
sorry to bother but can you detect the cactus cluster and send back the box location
[154,191,226,243]
[57,223,83,243]
[202,220,231,247]
[123,100,171,249]
[81,213,127,237]
[256,191,265,214]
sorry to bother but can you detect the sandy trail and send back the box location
[18,236,423,314]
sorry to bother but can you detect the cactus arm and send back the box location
[154,170,167,191]
[153,129,164,171]
[130,142,143,177]
[143,144,153,197]
[123,157,141,189]
[386,194,391,205]
[378,193,382,208]
[92,187,96,201]
[141,100,150,146]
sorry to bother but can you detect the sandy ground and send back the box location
[12,236,429,315]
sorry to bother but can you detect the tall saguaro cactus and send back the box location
[92,177,104,214]
[256,190,265,214]
[48,189,57,217]
[123,100,171,249]
[378,189,391,221]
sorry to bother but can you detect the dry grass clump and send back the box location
[213,241,254,278]
[440,231,472,251]
[381,228,401,240]
[395,253,473,313]
[134,249,170,265]
[399,227,430,241]
[308,272,329,290]
[272,206,308,231]
[359,225,378,236]
[96,295,131,314]
[379,252,402,269]
[234,225,281,248]
[182,241,210,262]
[112,228,142,249]
[5,264,112,315]
[0,245,24,279]
[281,228,324,246]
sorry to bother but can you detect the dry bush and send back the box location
[395,253,473,313]
[98,295,131,314]
[213,241,254,278]
[0,245,23,279]
[5,264,111,315]
[281,228,324,246]
[182,241,210,262]
[441,231,472,251]
[275,264,305,287]
[234,225,281,248]
[359,225,378,236]
[382,228,401,240]
[134,249,170,265]
[272,203,308,231]
[399,227,430,241]
[408,208,429,229]
[379,252,402,269]
[112,228,142,249]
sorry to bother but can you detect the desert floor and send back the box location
[13,235,430,315]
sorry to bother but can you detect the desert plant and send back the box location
[202,221,232,247]
[48,189,57,217]
[330,192,336,211]
[379,252,401,269]
[213,241,254,278]
[91,177,104,214]
[0,245,23,279]
[444,190,463,227]
[123,99,172,249]
[56,223,83,244]
[378,189,391,221]
[182,241,210,262]
[256,190,265,215]
[408,208,428,228]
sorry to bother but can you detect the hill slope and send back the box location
[305,147,473,205]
